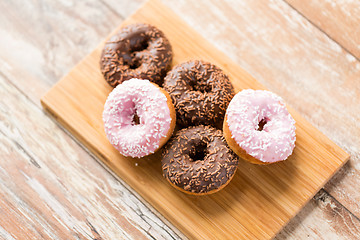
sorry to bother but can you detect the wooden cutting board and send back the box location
[41,0,350,239]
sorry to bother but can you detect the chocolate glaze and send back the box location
[163,60,234,128]
[162,125,239,194]
[100,23,173,87]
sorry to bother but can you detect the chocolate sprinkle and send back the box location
[100,23,173,87]
[163,60,234,128]
[161,125,239,194]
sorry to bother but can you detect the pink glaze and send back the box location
[103,79,172,158]
[226,89,296,163]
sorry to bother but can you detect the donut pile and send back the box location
[101,23,296,195]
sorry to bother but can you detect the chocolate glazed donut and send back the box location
[162,125,239,195]
[100,23,173,87]
[163,60,235,128]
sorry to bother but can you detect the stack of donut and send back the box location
[101,23,296,196]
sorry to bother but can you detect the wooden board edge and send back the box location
[272,152,350,238]
[41,92,351,240]
[41,94,196,238]
[40,96,186,239]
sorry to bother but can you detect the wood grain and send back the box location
[0,1,182,237]
[285,0,360,60]
[0,0,125,106]
[277,189,360,240]
[162,0,360,223]
[0,73,180,239]
[281,0,360,218]
[0,0,359,238]
[41,0,350,239]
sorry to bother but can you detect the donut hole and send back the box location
[129,59,141,69]
[131,110,141,125]
[127,38,149,69]
[257,118,268,131]
[188,141,208,161]
[188,81,212,93]
[130,40,149,53]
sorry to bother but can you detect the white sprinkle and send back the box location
[226,89,296,163]
[103,79,172,158]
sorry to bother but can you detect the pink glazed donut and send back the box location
[103,78,176,158]
[223,89,296,164]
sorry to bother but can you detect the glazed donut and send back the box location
[223,89,296,164]
[162,125,239,195]
[100,23,173,87]
[103,78,176,158]
[163,60,235,128]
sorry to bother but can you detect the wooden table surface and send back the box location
[0,0,359,239]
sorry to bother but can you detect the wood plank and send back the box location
[2,0,358,222]
[0,72,179,239]
[285,0,360,60]
[41,0,350,239]
[0,1,181,237]
[161,0,360,221]
[276,189,360,239]
[282,0,360,218]
[0,0,183,238]
[0,0,134,106]
[0,0,358,238]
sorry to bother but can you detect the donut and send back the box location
[103,78,176,158]
[100,23,173,87]
[162,125,239,195]
[163,60,235,129]
[223,89,296,164]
